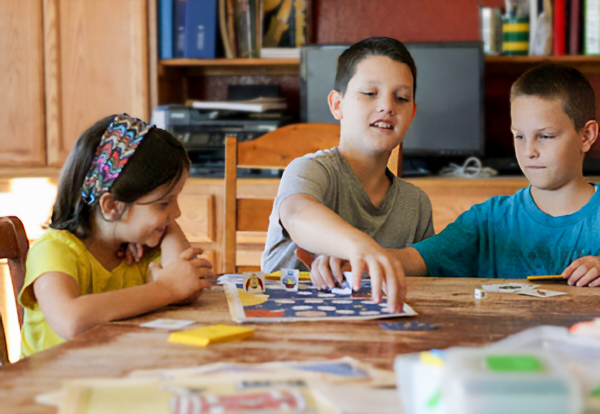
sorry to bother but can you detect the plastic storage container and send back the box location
[444,348,582,414]
[395,347,583,414]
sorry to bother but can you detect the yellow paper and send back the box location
[168,324,254,347]
[266,270,311,280]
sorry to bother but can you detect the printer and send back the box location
[151,105,292,177]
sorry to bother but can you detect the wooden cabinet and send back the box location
[0,1,46,166]
[0,0,150,167]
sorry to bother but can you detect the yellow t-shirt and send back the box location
[19,228,159,357]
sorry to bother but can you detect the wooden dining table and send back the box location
[1,277,599,413]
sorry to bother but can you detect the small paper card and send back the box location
[139,318,195,330]
[243,272,266,293]
[482,283,537,293]
[517,289,567,298]
[280,268,299,292]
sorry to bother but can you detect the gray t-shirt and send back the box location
[261,147,434,273]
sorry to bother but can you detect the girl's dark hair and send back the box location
[511,63,596,131]
[334,37,417,97]
[51,114,190,238]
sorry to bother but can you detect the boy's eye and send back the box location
[396,96,410,103]
[541,135,554,139]
[361,92,375,97]
[159,201,170,209]
[513,134,523,140]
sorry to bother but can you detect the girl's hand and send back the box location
[149,247,214,302]
[117,243,145,265]
[562,256,600,287]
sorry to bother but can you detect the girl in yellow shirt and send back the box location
[19,114,213,356]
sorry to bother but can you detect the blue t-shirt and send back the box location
[413,185,600,278]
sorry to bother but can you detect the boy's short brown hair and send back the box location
[511,63,596,131]
[334,37,417,97]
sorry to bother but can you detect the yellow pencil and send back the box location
[527,275,565,280]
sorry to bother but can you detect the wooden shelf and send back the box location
[485,55,600,74]
[159,58,301,76]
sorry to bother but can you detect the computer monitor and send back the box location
[300,42,485,157]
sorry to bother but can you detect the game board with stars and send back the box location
[222,277,417,323]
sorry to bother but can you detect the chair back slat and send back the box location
[0,216,29,364]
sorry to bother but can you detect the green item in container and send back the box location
[485,355,544,372]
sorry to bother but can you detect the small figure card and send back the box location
[517,288,567,298]
[243,272,266,293]
[482,283,537,293]
[139,318,195,330]
[280,268,299,292]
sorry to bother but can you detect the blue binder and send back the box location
[174,0,187,58]
[158,0,174,59]
[184,0,218,58]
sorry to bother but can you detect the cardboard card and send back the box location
[482,283,537,293]
[139,318,195,330]
[517,289,567,298]
[243,272,266,293]
[280,268,299,292]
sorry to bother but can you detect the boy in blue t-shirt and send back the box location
[395,63,600,286]
[309,63,600,289]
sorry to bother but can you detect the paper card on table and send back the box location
[139,318,195,330]
[168,324,254,347]
[243,272,266,293]
[482,283,537,293]
[280,268,299,292]
[517,289,567,298]
[380,321,438,331]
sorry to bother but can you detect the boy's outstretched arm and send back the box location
[280,193,405,312]
[561,256,600,287]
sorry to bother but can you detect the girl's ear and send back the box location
[328,90,343,120]
[581,120,599,153]
[98,193,126,221]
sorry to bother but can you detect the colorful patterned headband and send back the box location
[81,114,151,204]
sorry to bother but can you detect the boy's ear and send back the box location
[411,104,417,121]
[328,90,343,120]
[580,120,599,153]
[98,193,126,221]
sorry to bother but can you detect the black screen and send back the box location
[300,42,485,157]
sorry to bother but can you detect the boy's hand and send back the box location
[310,255,351,290]
[296,247,407,313]
[562,256,600,287]
[296,248,349,289]
[150,247,214,302]
[348,244,406,314]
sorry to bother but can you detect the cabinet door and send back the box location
[0,0,46,166]
[44,0,149,166]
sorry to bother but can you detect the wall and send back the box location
[313,0,505,43]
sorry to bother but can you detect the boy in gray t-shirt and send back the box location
[262,147,433,272]
[261,37,433,313]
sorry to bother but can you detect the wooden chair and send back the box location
[0,216,29,364]
[223,123,402,273]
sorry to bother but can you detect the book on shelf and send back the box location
[235,0,261,57]
[158,0,174,59]
[569,0,583,54]
[585,0,600,54]
[174,0,187,58]
[553,0,567,55]
[184,0,218,58]
[260,47,300,58]
[263,0,311,48]
[218,0,234,58]
[186,97,287,112]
